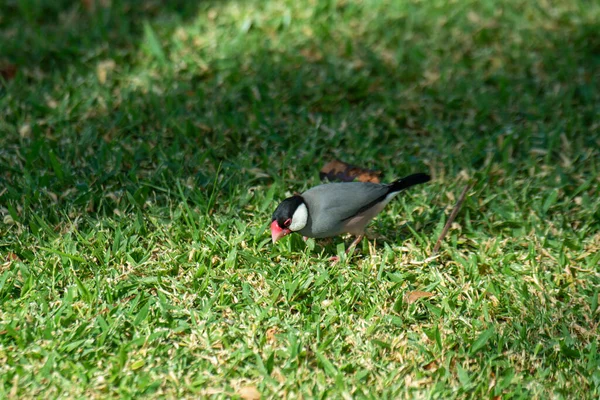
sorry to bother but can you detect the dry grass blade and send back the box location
[433,184,473,254]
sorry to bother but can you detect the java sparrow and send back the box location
[270,173,431,255]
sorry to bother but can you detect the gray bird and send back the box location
[270,173,430,255]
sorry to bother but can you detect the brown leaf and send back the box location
[6,252,20,262]
[81,0,94,11]
[0,63,17,81]
[82,0,111,11]
[300,47,323,62]
[320,160,381,183]
[422,360,438,371]
[406,291,434,304]
[238,386,260,400]
[265,327,278,344]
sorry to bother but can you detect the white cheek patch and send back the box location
[289,203,308,231]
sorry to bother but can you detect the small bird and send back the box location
[270,173,431,257]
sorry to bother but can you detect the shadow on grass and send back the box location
[0,0,209,69]
[1,0,599,233]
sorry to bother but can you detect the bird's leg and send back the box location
[329,234,365,265]
[346,234,364,253]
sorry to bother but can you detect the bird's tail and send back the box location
[388,173,431,193]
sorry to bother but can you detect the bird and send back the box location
[270,173,431,259]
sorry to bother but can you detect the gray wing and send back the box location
[299,182,389,238]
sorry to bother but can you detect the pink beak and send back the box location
[271,220,291,243]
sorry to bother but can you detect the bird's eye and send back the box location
[284,218,292,227]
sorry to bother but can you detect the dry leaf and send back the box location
[422,360,438,371]
[300,47,323,62]
[195,123,212,132]
[238,386,260,400]
[81,0,95,11]
[467,11,481,23]
[320,160,381,183]
[97,60,116,84]
[0,63,17,81]
[19,124,31,138]
[265,327,278,344]
[81,0,110,11]
[46,97,58,109]
[6,253,20,262]
[406,291,434,304]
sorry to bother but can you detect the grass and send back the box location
[1,0,599,397]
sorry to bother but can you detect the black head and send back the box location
[272,195,305,229]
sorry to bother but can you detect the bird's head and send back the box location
[270,195,308,243]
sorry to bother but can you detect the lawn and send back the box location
[1,0,599,398]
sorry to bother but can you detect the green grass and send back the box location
[1,0,599,397]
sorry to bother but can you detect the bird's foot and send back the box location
[347,234,365,251]
[328,235,365,265]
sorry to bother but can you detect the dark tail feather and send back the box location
[388,173,431,192]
